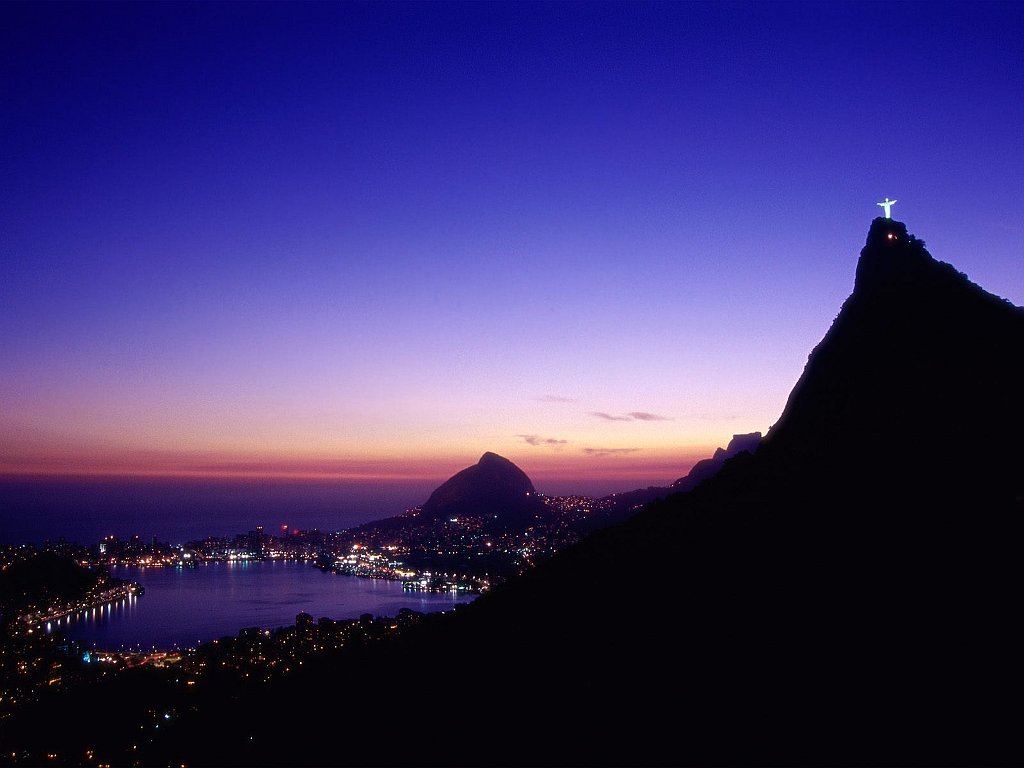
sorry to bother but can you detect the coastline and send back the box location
[18,580,143,629]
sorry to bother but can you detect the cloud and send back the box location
[517,434,569,448]
[589,411,632,421]
[582,447,640,457]
[589,411,672,422]
[536,395,579,403]
[627,412,672,421]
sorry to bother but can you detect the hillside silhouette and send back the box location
[350,451,549,536]
[279,216,1023,765]
[598,431,761,515]
[322,446,764,583]
[6,218,1021,766]
[419,452,542,522]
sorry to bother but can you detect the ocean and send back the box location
[0,477,440,545]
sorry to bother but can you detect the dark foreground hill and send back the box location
[6,218,1022,766]
[282,218,1021,765]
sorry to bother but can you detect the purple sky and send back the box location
[2,1,1022,496]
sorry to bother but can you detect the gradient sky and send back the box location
[2,0,1022,496]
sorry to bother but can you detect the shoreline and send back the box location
[19,580,143,629]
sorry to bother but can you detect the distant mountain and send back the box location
[671,431,761,490]
[418,451,546,526]
[600,431,763,515]
[345,452,548,538]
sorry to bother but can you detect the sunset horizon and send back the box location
[5,2,1022,520]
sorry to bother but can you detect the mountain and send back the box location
[286,216,1017,765]
[418,451,546,526]
[598,431,762,514]
[671,431,761,489]
[11,218,1021,765]
[322,452,551,579]
[341,451,548,540]
[372,439,764,546]
[764,216,1022,496]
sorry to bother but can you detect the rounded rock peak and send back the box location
[478,451,513,466]
[866,216,909,246]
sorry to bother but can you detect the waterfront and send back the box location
[45,560,474,651]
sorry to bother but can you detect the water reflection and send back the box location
[46,593,140,633]
[47,561,473,651]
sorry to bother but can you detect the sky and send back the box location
[2,0,1022,498]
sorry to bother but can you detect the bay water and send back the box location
[46,560,474,651]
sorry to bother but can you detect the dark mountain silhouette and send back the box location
[323,452,551,579]
[418,451,545,525]
[349,438,761,551]
[342,451,548,538]
[671,430,761,489]
[7,218,1021,765]
[274,216,1017,765]
[600,431,762,515]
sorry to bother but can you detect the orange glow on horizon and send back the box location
[0,443,713,490]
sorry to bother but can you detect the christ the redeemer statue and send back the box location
[877,197,897,218]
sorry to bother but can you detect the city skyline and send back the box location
[3,1,1022,495]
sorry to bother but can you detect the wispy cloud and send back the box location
[582,447,640,457]
[536,395,579,403]
[589,411,671,422]
[517,434,569,448]
[589,411,632,421]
